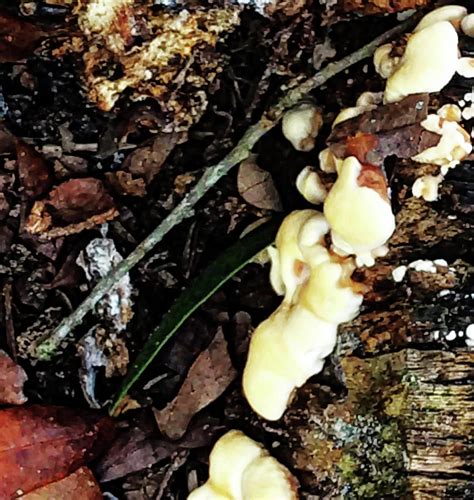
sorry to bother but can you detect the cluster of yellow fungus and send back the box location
[188,431,298,500]
[189,6,474,499]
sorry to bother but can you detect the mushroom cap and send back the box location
[241,456,298,500]
[414,5,467,32]
[282,102,323,152]
[384,21,459,104]
[208,431,263,499]
[323,156,395,253]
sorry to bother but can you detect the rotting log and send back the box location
[226,154,474,498]
[283,152,474,498]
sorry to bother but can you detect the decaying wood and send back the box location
[284,154,474,497]
[224,154,474,498]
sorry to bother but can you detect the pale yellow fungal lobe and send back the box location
[456,57,474,79]
[296,167,327,204]
[437,103,462,123]
[323,157,395,265]
[244,209,362,420]
[188,430,298,500]
[373,43,400,79]
[461,13,474,37]
[282,102,323,152]
[412,114,472,166]
[412,174,442,202]
[319,147,342,173]
[384,22,459,103]
[413,5,467,32]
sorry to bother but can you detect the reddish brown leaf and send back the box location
[16,140,52,198]
[155,328,237,440]
[0,10,46,63]
[0,350,27,405]
[20,467,102,500]
[48,178,115,224]
[345,132,379,165]
[340,0,431,14]
[0,405,116,498]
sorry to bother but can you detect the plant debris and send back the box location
[154,328,237,440]
[0,350,27,405]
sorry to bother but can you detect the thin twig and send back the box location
[34,15,418,360]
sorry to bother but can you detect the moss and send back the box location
[334,416,407,499]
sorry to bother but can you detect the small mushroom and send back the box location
[323,156,395,267]
[373,43,400,79]
[282,102,323,152]
[457,57,474,78]
[412,174,442,202]
[319,147,342,173]
[461,13,474,37]
[412,114,472,166]
[414,4,467,32]
[384,21,459,103]
[296,167,328,204]
[188,430,298,499]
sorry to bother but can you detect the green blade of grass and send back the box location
[111,216,281,414]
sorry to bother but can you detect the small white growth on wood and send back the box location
[466,324,474,347]
[392,265,407,282]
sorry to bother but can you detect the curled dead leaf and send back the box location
[25,178,118,238]
[155,328,237,440]
[0,350,27,405]
[237,155,283,211]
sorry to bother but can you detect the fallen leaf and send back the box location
[16,140,52,198]
[0,405,115,498]
[123,133,183,184]
[237,155,283,211]
[328,94,440,165]
[0,9,46,63]
[174,173,195,195]
[340,0,431,14]
[106,171,147,197]
[48,178,116,224]
[0,350,27,405]
[0,123,16,154]
[20,467,102,500]
[154,328,237,440]
[96,415,223,482]
[25,179,118,238]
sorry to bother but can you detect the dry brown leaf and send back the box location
[340,0,431,14]
[20,467,102,500]
[16,140,52,199]
[174,173,195,195]
[106,171,146,197]
[25,178,118,238]
[155,328,237,440]
[0,9,46,63]
[0,350,27,405]
[0,405,115,497]
[124,133,183,184]
[237,155,283,211]
[47,178,116,224]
